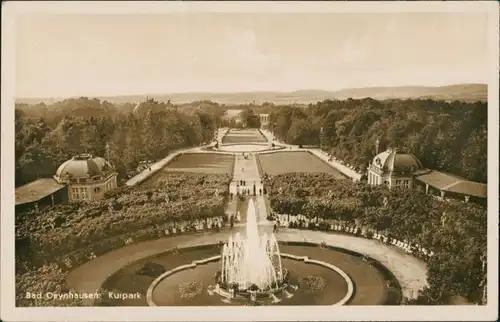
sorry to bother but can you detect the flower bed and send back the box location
[298,275,327,294]
[178,281,204,299]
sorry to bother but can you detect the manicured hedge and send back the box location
[15,173,231,307]
[265,173,487,304]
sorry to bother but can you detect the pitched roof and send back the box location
[416,171,462,189]
[15,178,66,206]
[416,171,487,198]
[445,181,487,199]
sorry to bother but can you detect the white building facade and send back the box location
[259,114,270,127]
[54,153,118,201]
[367,148,424,189]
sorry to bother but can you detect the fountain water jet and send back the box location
[217,198,287,298]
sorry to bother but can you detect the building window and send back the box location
[94,187,101,193]
[80,187,88,200]
[72,187,79,200]
[396,180,401,185]
[402,180,410,188]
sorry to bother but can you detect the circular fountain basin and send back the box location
[147,254,352,306]
[218,144,283,153]
[100,243,401,306]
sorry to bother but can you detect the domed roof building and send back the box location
[54,153,118,201]
[365,146,487,205]
[367,148,425,189]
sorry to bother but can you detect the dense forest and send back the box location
[15,98,225,186]
[15,97,487,187]
[268,98,487,183]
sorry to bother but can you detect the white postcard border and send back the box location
[1,1,498,321]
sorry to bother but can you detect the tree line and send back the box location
[267,98,487,183]
[15,97,225,186]
[15,96,487,186]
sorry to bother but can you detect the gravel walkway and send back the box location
[66,229,427,305]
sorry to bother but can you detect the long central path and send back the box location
[225,130,273,233]
[230,153,262,196]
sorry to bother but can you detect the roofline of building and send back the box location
[15,178,67,206]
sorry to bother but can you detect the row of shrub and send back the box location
[264,173,487,304]
[15,173,232,306]
[16,215,231,307]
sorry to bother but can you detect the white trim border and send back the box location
[1,1,498,321]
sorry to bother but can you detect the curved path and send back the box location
[66,229,427,306]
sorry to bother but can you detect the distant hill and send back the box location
[329,84,487,102]
[16,83,487,105]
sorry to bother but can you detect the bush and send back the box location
[298,276,327,294]
[178,281,204,299]
[136,262,166,278]
[15,172,232,307]
[266,173,487,304]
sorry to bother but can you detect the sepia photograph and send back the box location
[1,1,498,321]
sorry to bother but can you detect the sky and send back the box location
[15,12,490,98]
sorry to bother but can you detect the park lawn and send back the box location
[143,153,235,181]
[164,153,234,174]
[257,151,346,178]
[221,129,267,144]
